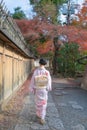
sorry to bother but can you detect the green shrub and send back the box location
[57,42,81,77]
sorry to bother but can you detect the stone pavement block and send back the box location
[48,118,64,130]
[19,104,35,118]
[24,95,35,105]
[30,122,49,130]
[71,104,84,110]
[47,93,64,130]
[68,101,78,105]
[47,103,59,118]
[19,94,36,120]
[71,124,85,130]
[47,106,59,118]
[47,104,58,113]
[57,103,67,107]
[47,93,53,102]
[15,124,30,130]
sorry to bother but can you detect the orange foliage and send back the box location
[72,0,87,27]
[15,19,87,54]
[37,40,54,54]
[15,19,55,44]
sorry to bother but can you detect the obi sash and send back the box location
[35,75,48,89]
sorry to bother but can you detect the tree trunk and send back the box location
[52,36,60,75]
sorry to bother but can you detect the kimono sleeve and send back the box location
[47,71,52,91]
[29,70,36,93]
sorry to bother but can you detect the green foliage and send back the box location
[76,51,87,71]
[57,42,81,77]
[30,0,67,24]
[81,50,87,56]
[30,0,67,5]
[52,0,67,5]
[12,7,27,19]
[29,44,39,56]
[39,33,46,44]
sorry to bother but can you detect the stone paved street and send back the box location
[0,77,87,130]
[14,92,64,130]
[51,78,87,130]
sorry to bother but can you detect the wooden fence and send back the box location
[0,0,34,108]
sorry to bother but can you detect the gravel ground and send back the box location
[51,78,87,130]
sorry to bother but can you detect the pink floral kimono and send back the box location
[29,67,52,120]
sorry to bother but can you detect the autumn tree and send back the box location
[15,19,55,57]
[78,0,87,28]
[30,0,67,24]
[52,36,61,74]
[12,7,27,19]
[72,0,87,28]
[15,19,87,76]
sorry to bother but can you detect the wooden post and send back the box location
[2,43,5,100]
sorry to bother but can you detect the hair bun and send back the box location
[39,58,47,65]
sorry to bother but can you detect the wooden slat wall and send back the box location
[0,54,3,101]
[0,42,34,104]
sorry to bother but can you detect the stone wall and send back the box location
[81,65,87,90]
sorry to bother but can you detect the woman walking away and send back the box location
[29,58,52,125]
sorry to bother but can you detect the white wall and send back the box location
[34,59,49,67]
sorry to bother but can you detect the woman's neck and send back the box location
[40,65,45,69]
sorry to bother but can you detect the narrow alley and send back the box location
[1,1,87,130]
[0,77,87,130]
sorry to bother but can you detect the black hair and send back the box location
[39,58,47,65]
